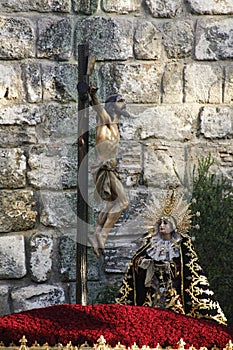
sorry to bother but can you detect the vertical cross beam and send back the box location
[76,44,89,305]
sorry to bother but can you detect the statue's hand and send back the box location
[138,257,153,270]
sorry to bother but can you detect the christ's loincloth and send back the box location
[91,159,120,202]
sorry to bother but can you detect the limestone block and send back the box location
[0,0,71,12]
[0,190,37,233]
[35,104,78,143]
[134,21,162,60]
[87,249,101,281]
[162,62,183,103]
[0,63,25,104]
[42,63,78,102]
[0,148,26,189]
[30,233,53,282]
[37,17,72,60]
[104,246,137,273]
[117,140,142,186]
[162,20,194,58]
[224,65,233,104]
[87,281,104,304]
[184,64,222,103]
[0,17,34,59]
[171,140,233,183]
[145,0,183,18]
[98,63,162,103]
[59,235,76,281]
[102,0,141,13]
[68,282,76,304]
[103,189,149,241]
[22,62,42,103]
[73,0,98,14]
[195,18,233,60]
[143,146,179,188]
[11,285,66,313]
[75,16,134,61]
[40,190,77,228]
[166,140,232,189]
[137,104,198,141]
[0,286,10,316]
[161,141,196,189]
[0,235,26,279]
[0,126,37,146]
[28,144,77,189]
[118,108,141,140]
[199,106,233,139]
[0,104,43,125]
[187,0,233,14]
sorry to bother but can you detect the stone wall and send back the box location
[0,0,232,314]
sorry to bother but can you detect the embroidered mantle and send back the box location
[116,235,227,325]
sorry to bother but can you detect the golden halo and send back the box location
[144,189,192,236]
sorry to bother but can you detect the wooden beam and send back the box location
[76,44,89,305]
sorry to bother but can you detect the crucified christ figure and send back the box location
[88,83,129,257]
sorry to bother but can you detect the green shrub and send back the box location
[190,155,233,326]
[92,284,119,304]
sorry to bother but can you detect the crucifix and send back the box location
[76,44,95,304]
[76,44,129,301]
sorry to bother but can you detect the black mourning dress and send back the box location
[116,232,227,325]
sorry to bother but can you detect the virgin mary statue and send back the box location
[116,190,227,326]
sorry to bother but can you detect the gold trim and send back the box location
[0,336,232,350]
[180,243,185,311]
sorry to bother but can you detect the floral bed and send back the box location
[0,304,232,349]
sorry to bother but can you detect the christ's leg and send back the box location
[96,179,128,254]
[89,176,128,257]
[88,203,112,257]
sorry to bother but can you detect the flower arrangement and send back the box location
[0,304,232,349]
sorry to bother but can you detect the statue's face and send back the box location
[158,218,173,236]
[115,95,126,111]
[105,94,126,110]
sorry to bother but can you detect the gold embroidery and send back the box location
[143,292,153,307]
[166,288,185,314]
[183,239,227,325]
[116,276,133,305]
